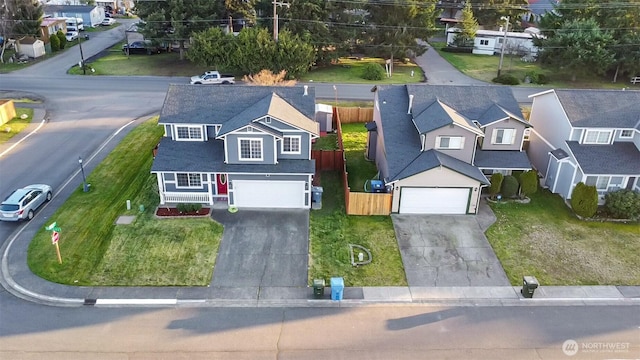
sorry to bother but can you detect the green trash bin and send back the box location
[313,279,325,299]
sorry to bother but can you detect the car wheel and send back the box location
[27,210,34,221]
[46,192,52,202]
[194,82,201,85]
[222,81,229,84]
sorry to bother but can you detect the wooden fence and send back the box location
[337,107,373,124]
[334,106,392,215]
[311,150,344,171]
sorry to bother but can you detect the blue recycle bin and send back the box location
[330,277,344,301]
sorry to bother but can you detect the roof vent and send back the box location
[303,85,308,96]
[408,94,414,114]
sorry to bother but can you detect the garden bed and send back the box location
[155,207,211,217]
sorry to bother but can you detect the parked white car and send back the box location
[190,71,235,85]
[0,184,53,221]
[101,18,116,26]
[65,31,78,42]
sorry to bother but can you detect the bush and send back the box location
[524,71,549,85]
[50,35,60,52]
[56,30,67,49]
[361,62,385,80]
[604,189,640,220]
[441,46,473,53]
[571,182,598,218]
[492,74,520,85]
[518,170,538,197]
[501,175,519,198]
[176,203,203,213]
[489,173,503,198]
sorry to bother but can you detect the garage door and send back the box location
[232,180,306,208]
[399,188,470,214]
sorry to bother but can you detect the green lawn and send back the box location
[300,57,424,84]
[341,122,378,192]
[430,42,629,89]
[0,108,33,144]
[486,190,640,286]
[309,172,406,287]
[27,118,223,286]
[312,134,338,150]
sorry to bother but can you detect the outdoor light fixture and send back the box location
[78,157,89,192]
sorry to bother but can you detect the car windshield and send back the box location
[0,204,19,211]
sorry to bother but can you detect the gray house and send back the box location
[151,85,319,209]
[369,84,532,214]
[43,4,105,27]
[527,89,640,202]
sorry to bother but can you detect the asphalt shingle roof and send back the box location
[375,87,487,183]
[554,89,640,129]
[151,137,315,174]
[413,99,481,135]
[550,148,569,160]
[44,4,96,13]
[159,85,316,128]
[566,141,640,175]
[474,150,532,169]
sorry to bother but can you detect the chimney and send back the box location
[407,94,414,114]
[303,85,308,96]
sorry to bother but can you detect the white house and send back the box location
[447,27,542,57]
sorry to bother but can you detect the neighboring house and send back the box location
[446,28,541,57]
[151,85,320,209]
[39,18,66,44]
[43,4,104,28]
[368,85,532,214]
[522,0,559,27]
[527,89,640,203]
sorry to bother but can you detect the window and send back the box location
[584,130,611,144]
[176,173,202,188]
[282,136,301,154]
[479,39,489,46]
[492,128,515,145]
[239,138,262,160]
[620,129,633,138]
[436,136,464,149]
[265,117,271,124]
[176,126,203,140]
[585,176,624,191]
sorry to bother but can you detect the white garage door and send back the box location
[232,180,306,208]
[399,188,470,214]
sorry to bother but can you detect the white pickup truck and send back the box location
[190,71,235,85]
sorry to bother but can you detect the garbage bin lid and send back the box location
[330,277,344,287]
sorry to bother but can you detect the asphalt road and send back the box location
[0,286,638,359]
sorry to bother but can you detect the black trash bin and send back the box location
[521,276,539,298]
[312,279,325,299]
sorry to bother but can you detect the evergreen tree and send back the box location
[454,1,477,47]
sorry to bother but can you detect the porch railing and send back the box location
[163,192,210,204]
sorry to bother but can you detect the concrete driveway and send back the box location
[392,202,509,286]
[209,209,309,298]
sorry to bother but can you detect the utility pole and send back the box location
[497,16,509,77]
[272,0,290,42]
[78,33,86,75]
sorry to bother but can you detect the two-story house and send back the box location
[527,89,640,202]
[151,85,319,209]
[368,84,532,214]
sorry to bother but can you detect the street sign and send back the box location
[46,222,57,231]
[51,231,59,244]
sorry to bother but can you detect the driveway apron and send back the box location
[392,214,510,286]
[209,209,309,290]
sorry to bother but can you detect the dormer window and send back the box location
[239,138,263,160]
[584,130,611,144]
[282,135,301,154]
[176,126,203,141]
[492,128,515,145]
[436,136,464,150]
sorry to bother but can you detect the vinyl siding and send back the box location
[481,119,527,151]
[423,125,475,163]
[225,133,276,164]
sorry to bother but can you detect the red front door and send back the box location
[216,174,228,195]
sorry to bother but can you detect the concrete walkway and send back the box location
[414,39,487,86]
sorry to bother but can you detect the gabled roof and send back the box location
[477,103,529,127]
[406,84,524,122]
[391,149,489,184]
[566,141,640,175]
[375,85,489,184]
[412,99,483,135]
[44,4,96,13]
[553,89,640,129]
[159,85,317,129]
[216,92,318,136]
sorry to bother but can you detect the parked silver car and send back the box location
[0,184,53,221]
